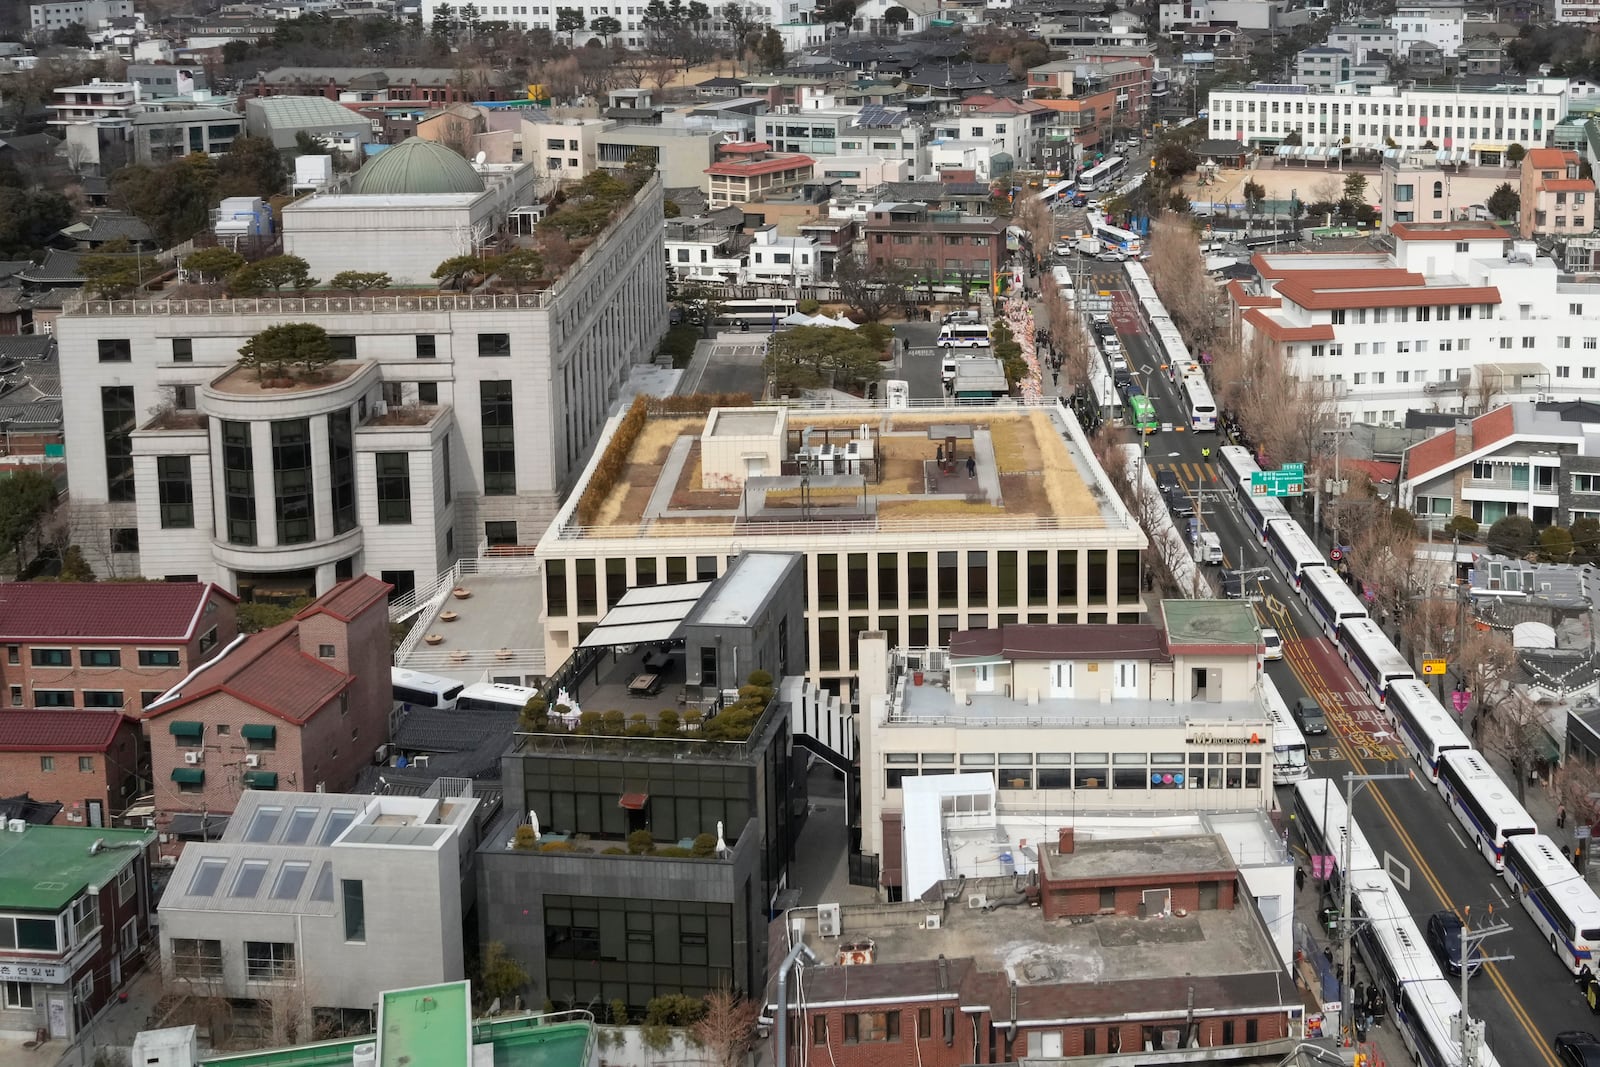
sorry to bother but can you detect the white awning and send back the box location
[578,581,714,649]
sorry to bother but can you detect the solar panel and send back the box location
[854,105,902,128]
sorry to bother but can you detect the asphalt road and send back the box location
[1102,272,1599,1065]
[891,319,945,400]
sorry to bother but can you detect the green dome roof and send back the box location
[351,138,486,196]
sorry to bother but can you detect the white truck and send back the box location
[1192,531,1224,565]
[1076,234,1104,256]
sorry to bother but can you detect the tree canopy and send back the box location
[238,322,336,380]
[0,469,57,573]
[184,246,246,282]
[763,325,883,395]
[833,254,910,323]
[0,188,73,257]
[230,255,317,294]
[1487,182,1521,221]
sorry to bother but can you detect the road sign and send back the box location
[1421,659,1447,676]
[1578,826,1592,841]
[1251,470,1304,497]
[1329,548,1343,562]
[1451,690,1470,713]
[1280,462,1306,476]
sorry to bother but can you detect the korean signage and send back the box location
[1421,659,1448,676]
[0,960,67,984]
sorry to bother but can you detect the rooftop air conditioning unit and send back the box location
[6,819,25,833]
[184,751,202,765]
[924,914,942,929]
[245,754,261,768]
[817,902,842,937]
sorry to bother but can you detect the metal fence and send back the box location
[72,291,551,317]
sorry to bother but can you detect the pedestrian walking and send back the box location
[1295,866,1306,892]
[966,456,976,479]
[1560,802,1568,829]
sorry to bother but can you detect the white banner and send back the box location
[0,960,67,984]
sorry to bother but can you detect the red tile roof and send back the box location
[0,709,131,751]
[1226,280,1278,309]
[1404,404,1516,480]
[1341,458,1401,485]
[1390,222,1509,242]
[296,575,390,623]
[1250,252,1379,280]
[146,622,352,724]
[1527,148,1575,169]
[0,582,234,642]
[1272,278,1500,310]
[1243,309,1335,342]
[706,154,815,178]
[1541,179,1595,192]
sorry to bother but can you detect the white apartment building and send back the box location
[30,0,132,34]
[1391,1,1464,57]
[1556,0,1600,22]
[158,787,480,1035]
[854,601,1275,901]
[1327,21,1398,63]
[745,225,818,285]
[534,402,1150,692]
[1208,79,1569,158]
[1231,222,1600,424]
[757,107,928,173]
[48,80,141,128]
[55,139,667,602]
[664,215,745,283]
[521,116,603,179]
[421,0,814,48]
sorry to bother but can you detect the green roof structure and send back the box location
[1160,598,1264,651]
[196,981,594,1067]
[0,825,154,912]
[349,138,486,196]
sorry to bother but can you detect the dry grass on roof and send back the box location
[879,499,1007,521]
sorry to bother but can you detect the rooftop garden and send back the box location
[516,670,775,745]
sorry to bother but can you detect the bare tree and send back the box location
[833,253,911,322]
[39,500,128,579]
[1479,688,1555,805]
[1472,368,1501,415]
[1458,628,1516,722]
[1344,504,1420,641]
[1221,329,1338,466]
[1553,756,1600,832]
[692,986,762,1067]
[1145,217,1222,352]
[1013,195,1053,273]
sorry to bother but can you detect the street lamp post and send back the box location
[1336,770,1409,1041]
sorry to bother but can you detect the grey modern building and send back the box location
[157,785,482,1036]
[478,552,807,1015]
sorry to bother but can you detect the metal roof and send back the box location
[578,581,713,649]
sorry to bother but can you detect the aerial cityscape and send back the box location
[5,0,1600,1065]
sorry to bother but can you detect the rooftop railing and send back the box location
[69,291,551,317]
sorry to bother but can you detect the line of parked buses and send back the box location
[1217,442,1600,1063]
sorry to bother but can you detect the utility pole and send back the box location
[1339,771,1409,1041]
[1456,911,1512,1067]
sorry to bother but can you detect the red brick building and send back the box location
[0,582,238,716]
[863,203,1007,289]
[141,576,391,854]
[771,832,1298,1065]
[0,710,144,828]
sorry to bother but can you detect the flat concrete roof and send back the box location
[1040,832,1236,882]
[1160,598,1264,649]
[804,874,1272,986]
[706,408,780,436]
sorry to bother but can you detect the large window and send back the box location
[967,551,988,607]
[542,894,735,1012]
[271,419,315,545]
[102,386,136,502]
[342,880,366,942]
[97,338,131,363]
[222,420,256,545]
[328,409,356,535]
[170,938,223,979]
[0,915,59,951]
[157,456,194,529]
[245,941,296,981]
[844,1011,901,1043]
[480,381,516,495]
[375,453,411,524]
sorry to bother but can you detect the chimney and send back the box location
[938,954,948,992]
[1057,826,1075,854]
[1453,418,1474,457]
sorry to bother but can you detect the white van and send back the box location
[938,323,992,348]
[1193,531,1224,565]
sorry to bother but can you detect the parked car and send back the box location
[1426,911,1480,977]
[1095,250,1127,262]
[1259,627,1282,659]
[943,309,981,325]
[1154,469,1182,497]
[1292,696,1328,736]
[1554,1031,1600,1067]
[1220,568,1243,599]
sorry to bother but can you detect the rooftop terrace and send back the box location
[551,401,1134,542]
[791,872,1273,989]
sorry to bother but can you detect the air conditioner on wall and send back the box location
[184,751,202,765]
[245,754,261,768]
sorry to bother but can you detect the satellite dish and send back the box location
[474,150,487,166]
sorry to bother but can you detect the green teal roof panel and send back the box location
[0,825,153,912]
[350,138,485,196]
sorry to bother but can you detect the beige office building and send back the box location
[534,401,1149,693]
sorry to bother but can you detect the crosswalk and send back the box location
[1149,460,1218,485]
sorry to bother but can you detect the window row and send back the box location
[885,750,1265,790]
[100,333,513,364]
[17,646,179,667]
